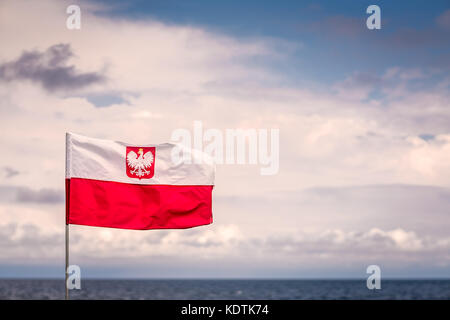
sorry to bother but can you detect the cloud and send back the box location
[84,93,128,108]
[384,28,450,49]
[0,43,105,91]
[331,66,448,102]
[0,223,62,261]
[436,9,450,31]
[261,228,449,256]
[2,167,19,179]
[332,71,382,100]
[308,15,365,38]
[0,221,448,277]
[0,185,64,204]
[301,12,450,51]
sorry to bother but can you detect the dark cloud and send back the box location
[0,44,105,91]
[0,185,63,203]
[16,187,63,203]
[85,93,128,107]
[2,167,20,179]
[436,9,450,31]
[300,13,450,50]
[345,72,381,85]
[305,15,366,38]
[385,28,450,49]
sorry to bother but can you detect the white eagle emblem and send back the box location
[126,148,154,178]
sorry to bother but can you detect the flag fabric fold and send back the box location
[65,132,214,230]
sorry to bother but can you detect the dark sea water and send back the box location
[0,279,448,300]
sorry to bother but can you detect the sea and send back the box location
[0,279,448,300]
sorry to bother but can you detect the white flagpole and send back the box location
[65,223,69,300]
[65,132,70,300]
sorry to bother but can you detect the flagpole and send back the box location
[65,223,69,300]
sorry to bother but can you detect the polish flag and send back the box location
[65,132,215,230]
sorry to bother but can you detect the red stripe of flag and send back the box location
[66,178,213,230]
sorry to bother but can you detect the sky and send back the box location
[0,0,449,279]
